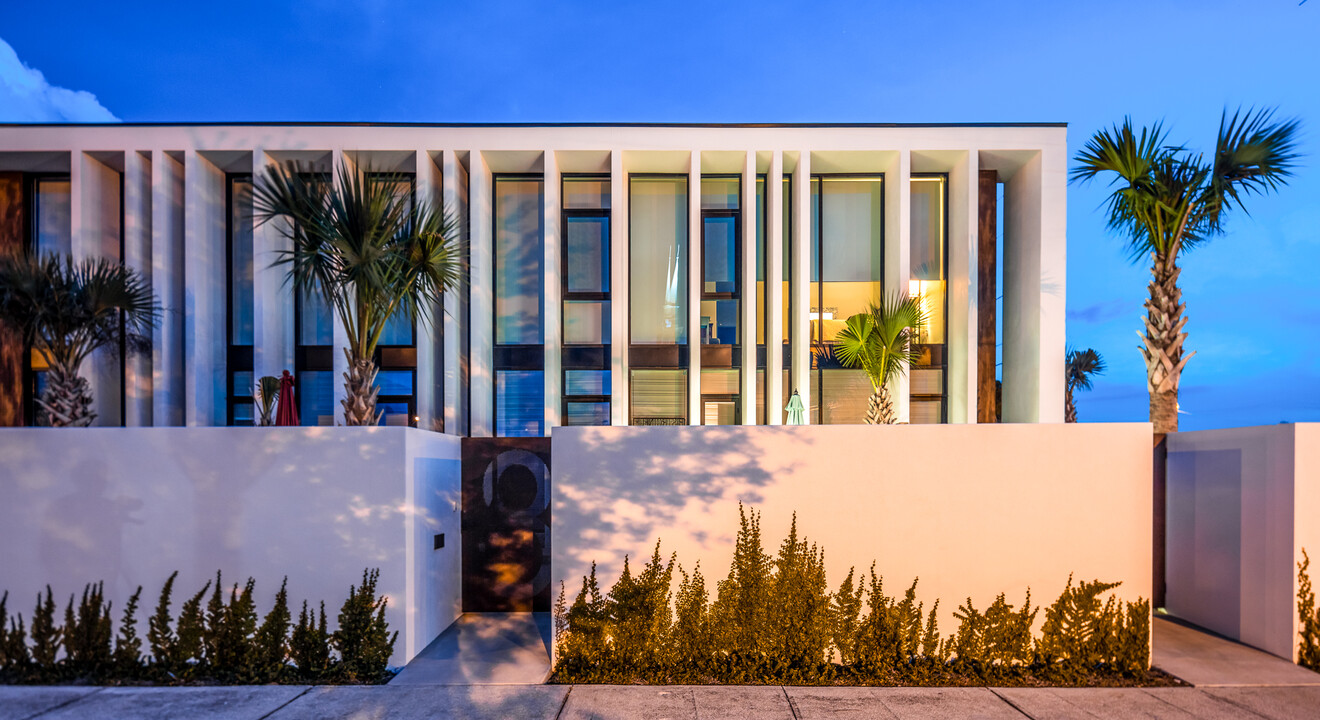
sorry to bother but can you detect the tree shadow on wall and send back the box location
[550,425,813,581]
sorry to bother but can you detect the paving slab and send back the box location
[1153,617,1320,687]
[267,685,569,720]
[691,685,794,719]
[0,687,103,720]
[990,687,1096,719]
[390,612,552,685]
[1202,686,1320,720]
[559,685,697,720]
[32,686,308,720]
[1140,687,1268,719]
[785,686,899,719]
[1019,687,1203,719]
[872,687,1022,719]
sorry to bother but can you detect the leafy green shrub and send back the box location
[331,569,397,683]
[552,507,1157,686]
[1299,549,1320,672]
[0,568,395,685]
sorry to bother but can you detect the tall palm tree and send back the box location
[832,291,927,425]
[1071,108,1300,434]
[253,162,464,426]
[1064,347,1105,423]
[0,253,159,427]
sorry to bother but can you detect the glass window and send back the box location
[298,287,334,345]
[911,176,946,346]
[299,371,335,426]
[563,178,611,210]
[701,368,739,425]
[379,401,411,427]
[232,371,254,398]
[700,177,740,210]
[376,370,414,396]
[229,178,254,346]
[35,179,71,256]
[495,177,545,345]
[565,401,610,426]
[564,301,610,345]
[630,369,686,425]
[565,216,609,293]
[700,299,738,345]
[373,174,416,346]
[630,177,687,345]
[702,216,737,293]
[812,176,884,425]
[496,370,544,437]
[565,370,610,396]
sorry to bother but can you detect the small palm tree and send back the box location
[832,291,927,425]
[1064,347,1106,423]
[1071,108,1300,433]
[0,253,159,427]
[253,162,464,426]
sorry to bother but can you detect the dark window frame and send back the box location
[21,173,73,426]
[366,170,419,428]
[910,172,950,424]
[492,172,546,437]
[627,173,690,425]
[810,173,886,425]
[560,174,612,425]
[225,173,255,426]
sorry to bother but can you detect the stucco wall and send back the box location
[1166,423,1320,661]
[552,423,1152,647]
[0,427,462,666]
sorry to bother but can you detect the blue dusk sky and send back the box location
[1,1,1317,429]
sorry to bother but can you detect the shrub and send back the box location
[0,568,395,685]
[552,508,1157,686]
[331,569,397,683]
[1299,549,1320,672]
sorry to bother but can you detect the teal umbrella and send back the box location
[785,390,806,425]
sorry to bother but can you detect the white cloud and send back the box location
[0,37,117,122]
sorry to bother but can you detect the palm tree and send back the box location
[252,162,464,426]
[832,291,927,425]
[0,253,159,427]
[1064,347,1105,423]
[1071,108,1300,434]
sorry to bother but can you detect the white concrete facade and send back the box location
[1165,423,1320,662]
[552,423,1153,655]
[0,123,1067,432]
[0,427,462,666]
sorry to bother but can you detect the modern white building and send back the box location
[0,123,1066,434]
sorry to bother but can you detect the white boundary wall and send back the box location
[0,427,462,666]
[1166,423,1320,661]
[552,424,1152,646]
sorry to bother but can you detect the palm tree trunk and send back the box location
[341,348,381,426]
[1064,387,1077,423]
[866,385,897,425]
[1139,253,1193,434]
[37,363,95,427]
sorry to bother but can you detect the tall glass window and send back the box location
[629,176,688,425]
[629,176,687,345]
[368,172,418,428]
[562,176,611,425]
[227,175,255,426]
[910,175,948,424]
[293,172,334,426]
[25,177,71,423]
[700,176,740,425]
[494,175,545,436]
[811,176,884,424]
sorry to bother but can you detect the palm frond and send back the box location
[833,291,927,390]
[1065,347,1106,392]
[1202,106,1302,234]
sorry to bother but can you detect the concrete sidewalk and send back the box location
[5,684,1320,719]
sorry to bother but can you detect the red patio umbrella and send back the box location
[275,370,300,426]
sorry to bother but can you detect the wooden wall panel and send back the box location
[0,173,24,426]
[977,170,998,423]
